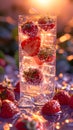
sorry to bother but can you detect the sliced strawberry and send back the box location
[21,21,38,37]
[53,90,70,105]
[24,68,42,85]
[42,100,61,116]
[0,99,19,118]
[21,37,41,56]
[14,81,20,93]
[38,17,55,31]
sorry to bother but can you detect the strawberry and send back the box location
[42,100,61,116]
[0,99,19,118]
[33,56,43,65]
[21,22,38,37]
[21,37,40,56]
[14,117,42,130]
[0,87,15,102]
[38,47,54,63]
[23,68,42,85]
[0,84,4,91]
[53,90,70,105]
[69,95,73,109]
[38,17,55,31]
[0,58,6,67]
[14,81,20,93]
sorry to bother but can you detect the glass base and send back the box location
[18,96,55,130]
[19,91,54,106]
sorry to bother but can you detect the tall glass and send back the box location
[19,14,56,112]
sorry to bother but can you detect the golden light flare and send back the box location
[32,113,45,123]
[67,55,73,61]
[3,123,10,130]
[65,119,70,123]
[59,73,63,78]
[71,88,73,90]
[55,123,61,130]
[58,49,64,54]
[29,0,68,15]
[59,34,71,43]
[55,76,58,81]
[56,125,60,129]
[37,0,49,5]
[30,0,64,15]
[30,0,50,10]
[62,86,67,90]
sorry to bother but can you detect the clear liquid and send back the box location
[19,15,56,110]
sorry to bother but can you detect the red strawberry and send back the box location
[0,87,15,102]
[21,22,38,37]
[38,17,55,31]
[69,95,73,109]
[14,117,42,130]
[53,90,70,105]
[46,55,55,62]
[0,99,19,118]
[21,37,40,56]
[24,68,42,85]
[0,84,4,91]
[38,48,54,63]
[33,56,43,65]
[0,58,6,67]
[42,100,61,116]
[14,82,20,93]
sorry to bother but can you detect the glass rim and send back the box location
[18,14,57,19]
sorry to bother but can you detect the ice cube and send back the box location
[42,64,55,76]
[21,56,38,69]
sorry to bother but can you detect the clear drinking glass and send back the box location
[19,14,56,112]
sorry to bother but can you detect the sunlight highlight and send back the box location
[37,0,49,5]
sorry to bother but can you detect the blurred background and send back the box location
[0,0,73,78]
[0,1,73,130]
